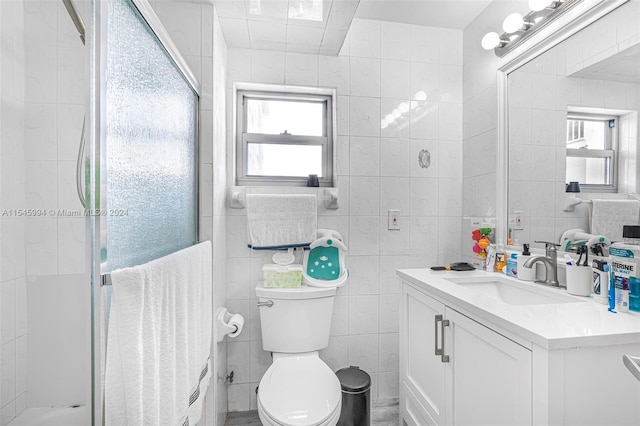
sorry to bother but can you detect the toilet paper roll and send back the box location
[226,313,244,338]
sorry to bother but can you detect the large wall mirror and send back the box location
[507,0,640,252]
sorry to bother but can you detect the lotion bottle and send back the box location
[517,243,535,281]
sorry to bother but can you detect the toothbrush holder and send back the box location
[566,265,592,296]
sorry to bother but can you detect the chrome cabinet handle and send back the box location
[435,315,444,356]
[441,318,450,363]
[623,354,640,382]
[256,300,274,308]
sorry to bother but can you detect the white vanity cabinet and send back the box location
[400,283,532,426]
[399,270,640,426]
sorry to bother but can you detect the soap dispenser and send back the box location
[517,244,535,281]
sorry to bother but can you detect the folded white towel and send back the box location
[105,241,212,426]
[590,199,640,242]
[246,194,317,249]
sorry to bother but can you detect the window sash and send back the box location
[565,112,618,192]
[236,90,334,187]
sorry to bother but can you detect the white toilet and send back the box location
[255,282,342,426]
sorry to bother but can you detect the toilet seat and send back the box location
[257,354,341,426]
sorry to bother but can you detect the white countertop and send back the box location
[398,268,640,350]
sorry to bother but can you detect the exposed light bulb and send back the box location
[503,13,524,33]
[481,32,500,50]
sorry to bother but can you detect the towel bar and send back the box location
[101,274,112,286]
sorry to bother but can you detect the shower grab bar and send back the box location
[62,0,86,45]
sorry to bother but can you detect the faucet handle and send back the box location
[535,241,561,254]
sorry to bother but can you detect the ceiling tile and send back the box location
[248,20,287,44]
[245,0,288,23]
[326,0,358,29]
[252,40,288,51]
[219,17,251,49]
[286,24,324,45]
[212,0,246,19]
[286,42,321,55]
[287,0,332,28]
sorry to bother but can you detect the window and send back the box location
[565,112,618,192]
[236,88,334,186]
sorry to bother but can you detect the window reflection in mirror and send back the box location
[507,2,640,251]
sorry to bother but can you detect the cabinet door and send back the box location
[401,284,447,425]
[444,308,532,426]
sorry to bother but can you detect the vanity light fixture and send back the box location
[481,0,577,57]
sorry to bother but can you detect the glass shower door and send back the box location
[89,0,199,423]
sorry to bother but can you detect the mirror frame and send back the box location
[495,0,630,246]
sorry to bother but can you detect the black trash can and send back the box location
[336,366,371,426]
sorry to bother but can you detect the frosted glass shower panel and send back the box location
[105,0,198,271]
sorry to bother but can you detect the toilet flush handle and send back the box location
[257,300,274,308]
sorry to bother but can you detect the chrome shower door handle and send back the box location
[256,300,274,308]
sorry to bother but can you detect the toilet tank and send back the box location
[256,283,337,353]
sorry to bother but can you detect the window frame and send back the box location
[235,88,334,187]
[566,111,618,193]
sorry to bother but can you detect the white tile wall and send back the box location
[225,18,463,411]
[1,0,28,421]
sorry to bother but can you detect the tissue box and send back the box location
[263,264,303,288]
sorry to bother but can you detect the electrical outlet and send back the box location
[513,211,524,230]
[388,210,401,230]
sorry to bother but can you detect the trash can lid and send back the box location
[335,366,371,392]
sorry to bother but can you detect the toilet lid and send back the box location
[259,356,341,426]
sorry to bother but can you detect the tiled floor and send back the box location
[225,397,399,425]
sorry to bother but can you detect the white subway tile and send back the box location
[380,138,410,177]
[350,57,381,97]
[347,256,380,295]
[379,295,399,334]
[349,137,380,177]
[285,52,318,86]
[349,19,381,58]
[378,332,399,371]
[348,333,379,373]
[381,60,410,100]
[381,22,410,61]
[349,97,380,137]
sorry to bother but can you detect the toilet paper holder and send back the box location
[215,308,244,343]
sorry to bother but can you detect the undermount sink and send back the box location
[444,277,585,306]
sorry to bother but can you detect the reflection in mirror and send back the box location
[507,2,640,252]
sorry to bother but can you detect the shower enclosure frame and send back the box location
[89,0,201,423]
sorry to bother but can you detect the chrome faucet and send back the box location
[522,241,560,287]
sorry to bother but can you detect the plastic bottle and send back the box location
[517,243,535,281]
[592,259,609,305]
[505,251,518,278]
[486,244,497,272]
[494,244,506,273]
[610,226,640,313]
